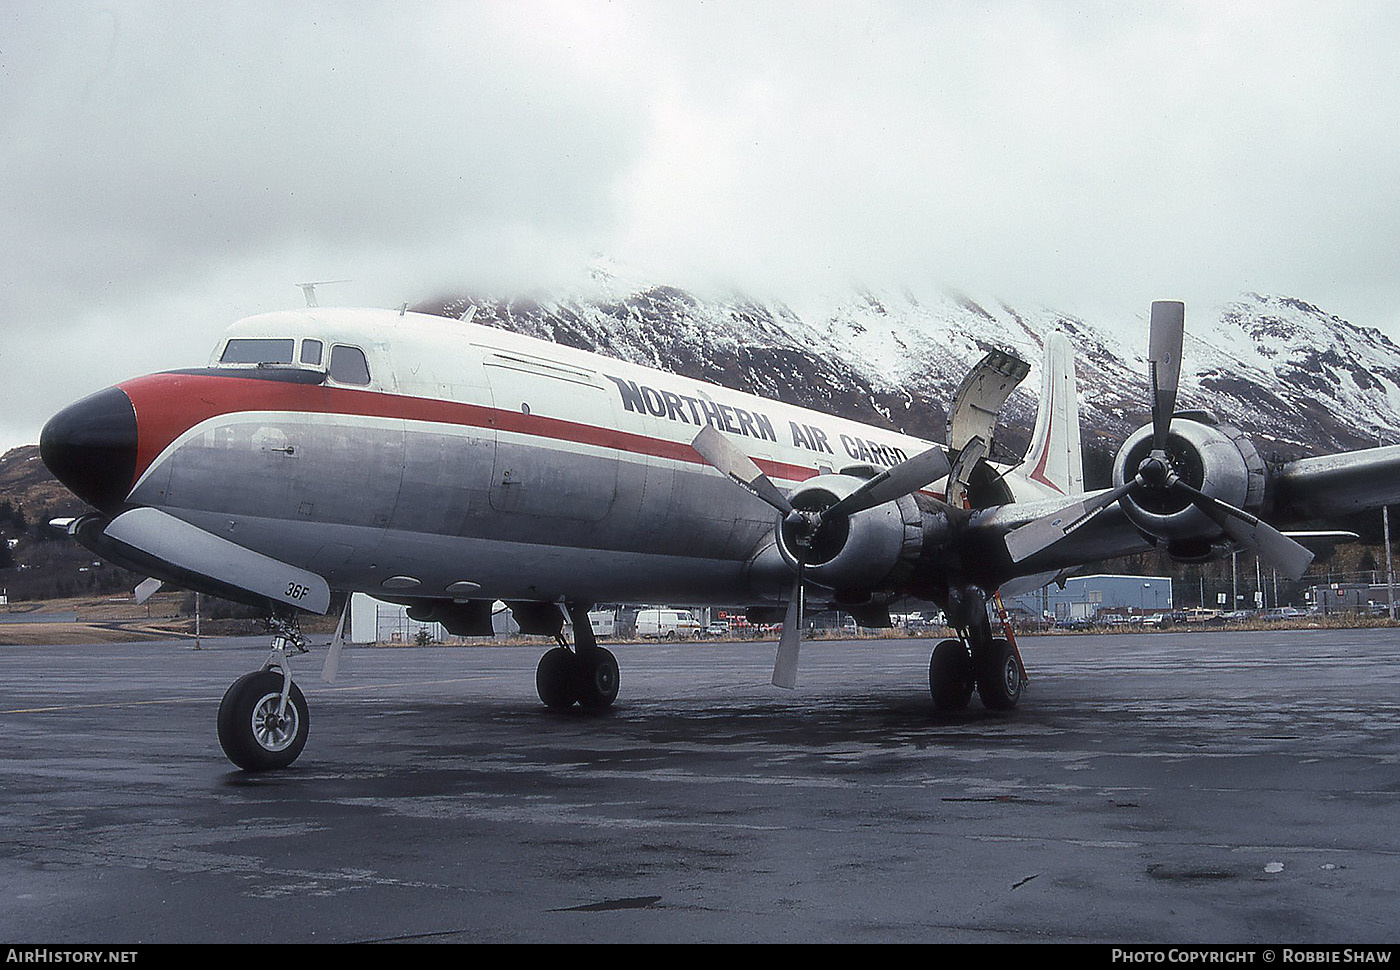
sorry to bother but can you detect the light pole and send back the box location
[1385,505,1395,621]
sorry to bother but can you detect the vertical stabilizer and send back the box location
[1021,330,1084,496]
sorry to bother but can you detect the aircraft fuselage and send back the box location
[44,308,1063,610]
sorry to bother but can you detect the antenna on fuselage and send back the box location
[296,280,351,308]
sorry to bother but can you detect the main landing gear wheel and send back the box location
[537,647,578,709]
[536,645,620,710]
[217,669,310,771]
[974,637,1024,711]
[574,647,619,709]
[928,639,974,711]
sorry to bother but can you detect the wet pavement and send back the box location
[1,628,1398,943]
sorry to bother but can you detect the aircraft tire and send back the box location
[975,637,1023,711]
[536,647,578,709]
[928,639,974,710]
[216,669,309,771]
[574,647,620,710]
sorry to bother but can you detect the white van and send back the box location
[636,608,702,639]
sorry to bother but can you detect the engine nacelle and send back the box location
[775,473,947,592]
[1111,413,1266,560]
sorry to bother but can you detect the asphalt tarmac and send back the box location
[1,628,1398,944]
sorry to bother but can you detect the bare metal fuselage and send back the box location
[108,308,1062,609]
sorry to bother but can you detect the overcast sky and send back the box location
[4,1,1400,454]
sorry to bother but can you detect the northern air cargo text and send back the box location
[605,374,911,467]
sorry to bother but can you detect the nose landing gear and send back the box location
[217,615,311,771]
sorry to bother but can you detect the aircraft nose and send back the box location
[40,386,139,514]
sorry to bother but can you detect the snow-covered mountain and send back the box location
[414,274,1400,469]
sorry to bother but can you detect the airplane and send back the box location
[38,298,1400,771]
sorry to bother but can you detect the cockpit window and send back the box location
[220,338,295,364]
[329,345,371,386]
[300,339,323,366]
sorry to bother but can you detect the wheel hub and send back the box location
[251,693,299,752]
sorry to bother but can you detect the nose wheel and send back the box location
[217,668,310,770]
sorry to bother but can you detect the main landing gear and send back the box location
[927,589,1026,712]
[217,614,311,771]
[536,603,619,710]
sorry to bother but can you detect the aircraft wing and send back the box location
[968,442,1400,594]
[1270,445,1400,520]
[973,303,1400,590]
[963,491,1154,589]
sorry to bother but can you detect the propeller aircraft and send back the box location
[38,299,1400,769]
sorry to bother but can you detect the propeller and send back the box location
[1005,301,1314,581]
[691,424,950,687]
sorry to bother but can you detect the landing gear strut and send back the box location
[535,603,619,710]
[217,614,311,770]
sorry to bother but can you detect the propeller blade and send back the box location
[772,567,804,689]
[1148,300,1185,452]
[692,425,794,515]
[322,595,353,684]
[134,576,163,605]
[1003,479,1137,563]
[823,445,951,520]
[1170,480,1314,581]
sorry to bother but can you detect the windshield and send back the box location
[220,338,296,365]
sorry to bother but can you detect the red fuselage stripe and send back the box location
[117,372,822,489]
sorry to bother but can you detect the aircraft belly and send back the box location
[164,509,762,604]
[369,528,759,603]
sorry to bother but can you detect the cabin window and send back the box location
[329,345,371,386]
[220,338,295,364]
[300,339,323,366]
